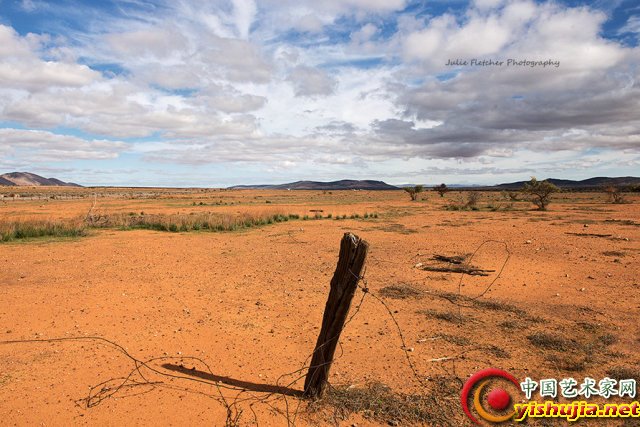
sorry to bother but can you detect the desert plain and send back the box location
[0,186,638,426]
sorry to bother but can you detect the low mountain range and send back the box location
[1,173,638,190]
[0,172,81,187]
[230,177,639,190]
[229,180,399,190]
[494,176,640,190]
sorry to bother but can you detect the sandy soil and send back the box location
[1,188,638,426]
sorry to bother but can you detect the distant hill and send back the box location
[0,172,81,187]
[0,176,15,186]
[495,176,640,190]
[229,180,398,190]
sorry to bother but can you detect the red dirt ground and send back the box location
[1,188,638,426]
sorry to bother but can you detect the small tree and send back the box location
[522,177,559,210]
[404,185,424,201]
[465,191,480,209]
[604,186,625,204]
[500,190,519,201]
[434,183,449,197]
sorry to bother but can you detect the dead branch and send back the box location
[431,254,466,264]
[420,265,494,276]
[565,232,612,238]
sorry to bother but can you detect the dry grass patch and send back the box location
[89,211,301,232]
[417,309,469,324]
[485,345,511,359]
[1,211,307,242]
[545,354,588,372]
[309,380,458,426]
[498,320,522,330]
[0,219,86,242]
[527,332,577,351]
[606,366,640,381]
[602,250,626,257]
[379,284,424,299]
[433,333,471,346]
[528,329,621,373]
[0,374,11,387]
[430,290,530,318]
[374,223,418,234]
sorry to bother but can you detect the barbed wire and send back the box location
[0,238,509,426]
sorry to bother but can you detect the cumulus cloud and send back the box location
[0,128,127,161]
[287,66,337,97]
[106,26,188,59]
[393,1,639,163]
[0,25,100,91]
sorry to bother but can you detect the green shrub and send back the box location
[404,185,424,201]
[522,177,560,210]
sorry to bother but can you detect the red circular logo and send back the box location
[461,368,520,424]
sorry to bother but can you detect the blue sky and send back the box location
[0,0,639,186]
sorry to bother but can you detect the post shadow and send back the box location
[161,363,303,397]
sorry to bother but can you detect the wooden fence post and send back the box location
[303,232,369,399]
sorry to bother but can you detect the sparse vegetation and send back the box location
[404,185,424,201]
[434,183,449,197]
[1,209,382,242]
[310,381,457,426]
[522,177,560,210]
[501,190,520,201]
[379,284,423,299]
[465,191,480,209]
[527,329,620,373]
[527,332,576,351]
[0,184,637,426]
[0,219,86,242]
[605,186,626,204]
[607,366,640,381]
[603,250,625,257]
[434,334,471,346]
[89,211,301,232]
[0,374,11,387]
[374,223,417,234]
[333,212,378,220]
[418,309,468,324]
[443,191,487,211]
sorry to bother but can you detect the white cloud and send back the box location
[0,60,98,90]
[351,23,378,44]
[287,66,337,97]
[402,1,626,74]
[0,128,127,161]
[231,0,257,39]
[295,14,325,33]
[106,26,188,59]
[619,15,640,35]
[0,25,100,91]
[20,0,37,12]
